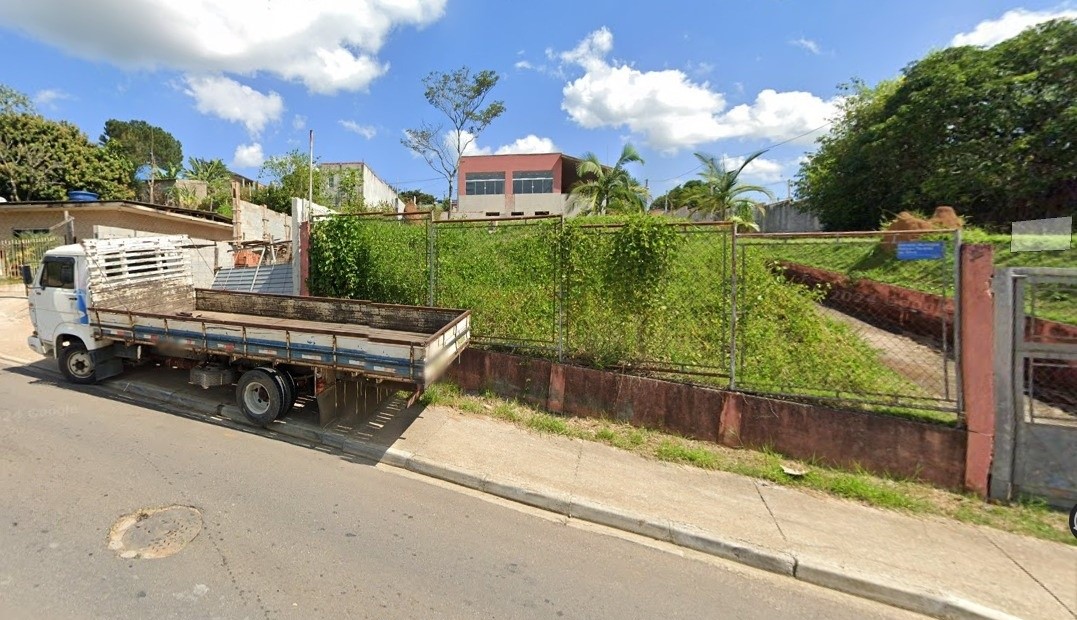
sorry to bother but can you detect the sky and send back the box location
[0,1,1074,202]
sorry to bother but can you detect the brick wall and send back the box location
[447,348,968,489]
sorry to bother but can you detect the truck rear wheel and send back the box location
[59,343,97,385]
[236,368,284,427]
[266,368,297,418]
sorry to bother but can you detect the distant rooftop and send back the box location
[0,199,232,223]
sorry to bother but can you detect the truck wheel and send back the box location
[263,368,296,418]
[236,369,284,427]
[59,343,97,385]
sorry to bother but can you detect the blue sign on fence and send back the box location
[896,241,945,261]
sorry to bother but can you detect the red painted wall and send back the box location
[446,348,967,489]
[458,153,566,197]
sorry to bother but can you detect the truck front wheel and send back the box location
[59,343,97,385]
[236,368,284,427]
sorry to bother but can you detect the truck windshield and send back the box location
[41,258,75,289]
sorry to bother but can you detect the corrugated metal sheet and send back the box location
[211,263,293,295]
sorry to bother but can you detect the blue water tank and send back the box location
[67,190,99,201]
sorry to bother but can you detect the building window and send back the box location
[510,211,524,216]
[465,172,505,196]
[485,212,500,217]
[535,211,550,216]
[512,170,553,194]
[13,228,49,238]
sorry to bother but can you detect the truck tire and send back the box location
[59,343,97,385]
[236,368,284,427]
[264,368,297,418]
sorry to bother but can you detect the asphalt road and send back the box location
[0,362,923,619]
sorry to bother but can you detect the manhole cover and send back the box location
[107,505,203,559]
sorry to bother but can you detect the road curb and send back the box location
[794,560,1024,620]
[0,364,1021,620]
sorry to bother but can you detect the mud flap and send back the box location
[89,345,125,381]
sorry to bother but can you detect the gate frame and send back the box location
[989,266,1077,504]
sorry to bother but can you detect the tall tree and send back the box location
[250,149,325,213]
[649,179,705,213]
[101,119,183,204]
[397,188,438,206]
[184,157,233,212]
[0,84,33,115]
[0,112,133,201]
[569,143,649,215]
[100,119,183,175]
[797,19,1077,230]
[685,150,775,228]
[401,67,505,201]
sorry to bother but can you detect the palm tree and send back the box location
[185,157,231,183]
[570,143,649,215]
[184,157,233,212]
[687,150,776,229]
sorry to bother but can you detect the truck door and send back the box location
[29,256,83,346]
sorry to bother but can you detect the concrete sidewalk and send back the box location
[1,287,1074,620]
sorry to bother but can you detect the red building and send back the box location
[456,153,582,218]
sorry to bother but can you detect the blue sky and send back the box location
[0,1,1073,201]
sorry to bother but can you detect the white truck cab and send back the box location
[26,244,106,374]
[26,237,181,383]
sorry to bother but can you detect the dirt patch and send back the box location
[107,505,203,560]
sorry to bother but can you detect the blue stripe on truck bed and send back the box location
[113,324,421,380]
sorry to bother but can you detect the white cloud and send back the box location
[714,89,837,142]
[686,61,715,77]
[339,119,376,139]
[559,28,840,152]
[183,75,284,135]
[514,60,533,70]
[951,8,1077,47]
[33,88,71,107]
[451,131,557,156]
[495,135,557,155]
[232,142,264,168]
[292,114,307,131]
[0,0,447,94]
[449,130,490,156]
[721,154,785,184]
[790,37,821,55]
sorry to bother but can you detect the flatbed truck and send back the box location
[24,236,470,426]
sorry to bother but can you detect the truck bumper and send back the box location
[27,334,45,356]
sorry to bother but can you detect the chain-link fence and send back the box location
[736,230,961,416]
[432,216,562,354]
[309,215,964,420]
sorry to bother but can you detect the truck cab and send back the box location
[26,244,104,365]
[26,237,187,383]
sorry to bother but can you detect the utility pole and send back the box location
[149,134,156,204]
[308,130,314,207]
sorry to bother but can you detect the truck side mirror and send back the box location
[20,264,34,287]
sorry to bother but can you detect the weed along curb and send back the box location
[0,358,1019,620]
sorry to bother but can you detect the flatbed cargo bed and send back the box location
[91,289,471,387]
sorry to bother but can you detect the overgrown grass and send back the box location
[316,215,943,421]
[752,226,1075,324]
[420,383,1075,545]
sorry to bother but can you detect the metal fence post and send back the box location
[426,212,436,307]
[729,223,738,390]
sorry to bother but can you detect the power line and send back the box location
[651,122,832,185]
[387,175,444,186]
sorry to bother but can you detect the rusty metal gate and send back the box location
[990,267,1077,507]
